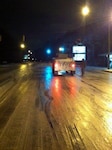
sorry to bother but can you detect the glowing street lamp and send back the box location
[20,35,26,49]
[20,43,25,49]
[59,47,65,52]
[81,5,90,41]
[82,6,90,17]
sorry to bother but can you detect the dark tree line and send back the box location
[49,21,110,67]
[0,28,21,64]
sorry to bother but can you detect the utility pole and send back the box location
[107,19,111,69]
[22,34,25,42]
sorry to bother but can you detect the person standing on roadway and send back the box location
[81,59,86,76]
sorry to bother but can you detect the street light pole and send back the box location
[107,21,110,69]
[20,35,26,62]
[81,6,90,37]
[22,34,25,42]
[82,6,90,17]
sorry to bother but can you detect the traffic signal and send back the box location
[46,48,51,54]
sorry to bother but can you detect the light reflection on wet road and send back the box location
[44,64,112,150]
[44,66,53,89]
[0,63,112,150]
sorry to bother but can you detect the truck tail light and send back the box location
[71,62,75,68]
[54,62,59,69]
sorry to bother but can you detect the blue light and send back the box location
[46,49,51,54]
[59,47,65,52]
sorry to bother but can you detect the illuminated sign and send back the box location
[72,46,86,61]
[72,46,86,53]
[73,54,86,61]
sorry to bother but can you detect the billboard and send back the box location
[73,54,86,61]
[72,46,86,53]
[72,46,86,61]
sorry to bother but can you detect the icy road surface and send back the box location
[0,63,112,150]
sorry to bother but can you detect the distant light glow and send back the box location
[46,49,51,54]
[59,47,64,52]
[82,6,90,16]
[24,55,28,60]
[20,43,25,49]
[73,46,86,53]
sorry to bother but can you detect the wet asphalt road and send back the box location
[0,62,112,150]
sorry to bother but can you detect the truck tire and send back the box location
[71,71,75,76]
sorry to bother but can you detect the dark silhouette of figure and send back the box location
[81,59,86,76]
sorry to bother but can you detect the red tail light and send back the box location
[54,62,59,69]
[71,63,75,68]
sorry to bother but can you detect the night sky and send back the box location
[0,0,112,54]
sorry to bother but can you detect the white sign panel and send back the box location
[72,46,86,53]
[73,54,86,61]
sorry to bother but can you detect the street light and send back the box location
[82,6,90,17]
[20,43,25,49]
[20,35,26,49]
[81,5,90,42]
[59,47,65,52]
[107,22,111,69]
[46,48,51,55]
[81,5,90,26]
